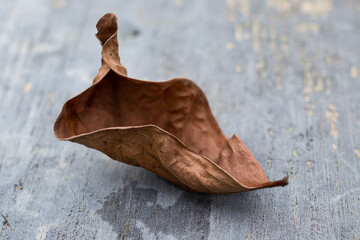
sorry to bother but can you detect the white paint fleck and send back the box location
[33,43,62,55]
[65,69,92,83]
[136,220,176,240]
[331,187,360,204]
[36,225,49,240]
[156,190,183,208]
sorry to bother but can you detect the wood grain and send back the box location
[0,0,359,239]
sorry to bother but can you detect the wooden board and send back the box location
[0,0,359,239]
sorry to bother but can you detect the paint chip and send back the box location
[268,128,274,136]
[45,93,55,103]
[174,0,183,7]
[235,66,242,73]
[314,77,324,92]
[350,66,358,78]
[235,25,243,42]
[23,82,33,94]
[326,104,338,139]
[238,0,251,16]
[306,160,311,168]
[292,149,298,156]
[332,143,337,152]
[305,107,313,116]
[354,149,360,158]
[53,0,66,8]
[226,0,237,21]
[226,42,235,50]
[300,0,333,17]
[326,55,333,64]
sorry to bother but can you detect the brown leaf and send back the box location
[54,13,288,193]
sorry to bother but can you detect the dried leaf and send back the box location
[54,13,288,193]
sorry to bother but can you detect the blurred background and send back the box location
[0,0,359,239]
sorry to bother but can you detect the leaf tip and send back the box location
[280,176,289,187]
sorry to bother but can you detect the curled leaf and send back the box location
[54,13,288,193]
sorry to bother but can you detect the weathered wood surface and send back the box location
[0,0,359,239]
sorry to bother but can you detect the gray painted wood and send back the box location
[0,0,359,239]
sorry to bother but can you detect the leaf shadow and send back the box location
[96,170,264,239]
